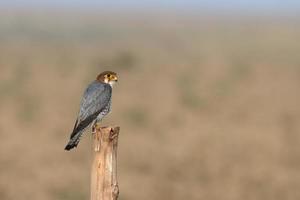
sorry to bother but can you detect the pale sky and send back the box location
[1,0,300,14]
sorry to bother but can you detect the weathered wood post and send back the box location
[91,126,120,200]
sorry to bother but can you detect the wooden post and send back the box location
[91,126,120,200]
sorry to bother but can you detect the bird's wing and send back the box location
[70,81,112,138]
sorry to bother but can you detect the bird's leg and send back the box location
[91,120,99,134]
[91,120,101,151]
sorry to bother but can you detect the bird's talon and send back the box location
[110,129,119,140]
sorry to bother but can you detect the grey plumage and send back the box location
[65,81,112,150]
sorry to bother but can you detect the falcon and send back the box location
[64,71,118,151]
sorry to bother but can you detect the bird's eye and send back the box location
[107,74,111,78]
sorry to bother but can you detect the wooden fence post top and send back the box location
[95,126,120,132]
[91,126,120,200]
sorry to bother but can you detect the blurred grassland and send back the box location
[0,10,300,200]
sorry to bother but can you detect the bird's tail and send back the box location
[64,130,84,151]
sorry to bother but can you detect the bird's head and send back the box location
[97,71,118,87]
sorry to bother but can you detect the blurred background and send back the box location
[0,1,300,200]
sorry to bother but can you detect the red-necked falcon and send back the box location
[64,71,118,151]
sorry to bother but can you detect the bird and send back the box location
[64,71,118,151]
